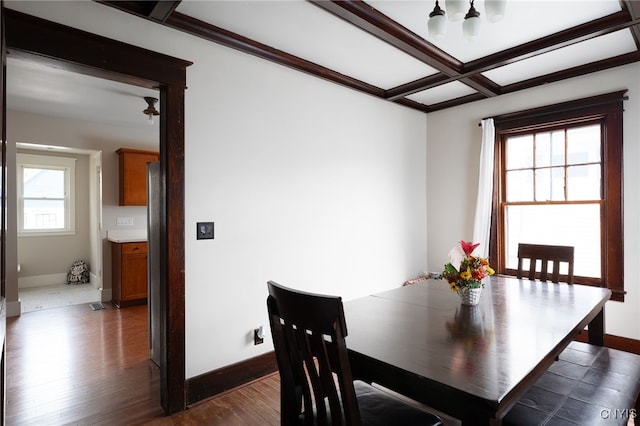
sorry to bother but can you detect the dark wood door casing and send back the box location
[0,0,7,423]
[4,8,191,415]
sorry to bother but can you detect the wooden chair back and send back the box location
[267,280,360,426]
[517,243,574,284]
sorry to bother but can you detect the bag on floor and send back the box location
[67,260,90,284]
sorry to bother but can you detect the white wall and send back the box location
[426,63,640,340]
[8,2,429,378]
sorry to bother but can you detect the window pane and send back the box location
[23,168,65,198]
[535,130,564,168]
[506,135,533,169]
[23,199,65,230]
[535,167,564,201]
[506,170,533,201]
[505,203,600,278]
[567,125,601,164]
[567,164,601,201]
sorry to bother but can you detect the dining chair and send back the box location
[267,280,444,426]
[505,243,640,425]
[516,243,574,284]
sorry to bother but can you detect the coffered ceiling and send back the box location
[98,0,640,113]
[6,0,640,123]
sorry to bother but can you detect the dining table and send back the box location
[343,275,612,425]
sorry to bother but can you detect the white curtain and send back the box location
[472,118,495,257]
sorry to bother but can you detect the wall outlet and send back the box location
[254,326,264,345]
[117,217,134,226]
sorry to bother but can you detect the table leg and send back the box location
[588,308,605,346]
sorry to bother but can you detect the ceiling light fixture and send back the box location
[143,96,159,125]
[428,0,506,41]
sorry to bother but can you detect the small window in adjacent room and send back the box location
[17,153,76,236]
[490,91,625,301]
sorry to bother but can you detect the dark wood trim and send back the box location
[162,11,392,106]
[465,11,636,73]
[0,1,6,420]
[148,1,181,22]
[5,8,189,415]
[97,1,182,23]
[575,332,640,355]
[186,352,277,405]
[492,90,628,126]
[425,92,488,113]
[621,1,640,49]
[308,1,495,98]
[501,51,640,95]
[4,9,191,88]
[386,74,450,101]
[309,0,461,75]
[161,84,187,415]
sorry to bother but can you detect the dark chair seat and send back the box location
[353,380,443,426]
[504,341,640,426]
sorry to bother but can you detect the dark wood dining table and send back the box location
[344,275,611,425]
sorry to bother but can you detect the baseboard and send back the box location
[6,300,21,318]
[575,332,640,354]
[186,351,277,406]
[19,273,68,289]
[101,288,112,303]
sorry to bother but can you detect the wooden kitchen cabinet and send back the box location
[111,241,148,308]
[116,148,159,206]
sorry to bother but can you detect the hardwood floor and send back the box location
[6,303,281,425]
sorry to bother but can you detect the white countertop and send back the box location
[107,229,147,243]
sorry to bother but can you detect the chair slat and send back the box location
[517,243,574,284]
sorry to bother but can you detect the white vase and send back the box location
[457,287,482,306]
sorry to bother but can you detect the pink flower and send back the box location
[459,240,480,256]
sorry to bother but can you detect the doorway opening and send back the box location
[5,7,190,414]
[14,143,103,313]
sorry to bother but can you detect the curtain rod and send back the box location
[477,91,628,126]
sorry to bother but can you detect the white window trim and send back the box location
[17,153,76,237]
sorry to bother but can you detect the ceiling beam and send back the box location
[425,93,488,114]
[500,51,640,95]
[163,12,402,105]
[387,11,637,101]
[98,1,182,22]
[425,51,640,113]
[620,1,640,49]
[309,0,461,75]
[465,11,638,73]
[148,1,182,22]
[308,0,500,97]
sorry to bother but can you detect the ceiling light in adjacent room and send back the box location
[143,96,159,125]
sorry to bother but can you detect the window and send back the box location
[489,91,625,301]
[17,153,76,236]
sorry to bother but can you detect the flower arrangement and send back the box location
[439,240,495,292]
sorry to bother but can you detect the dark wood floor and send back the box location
[6,303,281,425]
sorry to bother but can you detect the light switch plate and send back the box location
[196,222,214,240]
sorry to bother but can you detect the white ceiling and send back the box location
[5,0,637,122]
[6,57,159,128]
